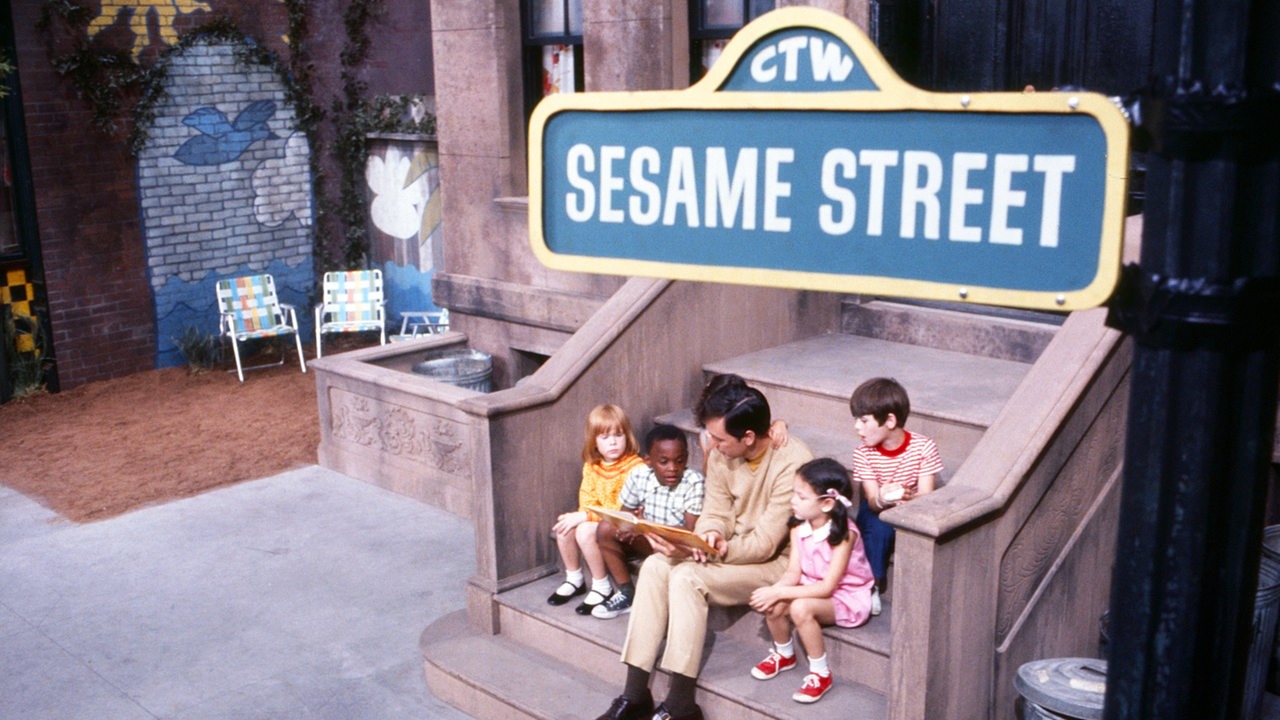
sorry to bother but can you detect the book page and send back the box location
[588,506,719,558]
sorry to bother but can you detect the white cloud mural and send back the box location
[253,132,313,227]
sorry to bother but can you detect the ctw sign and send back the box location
[529,8,1129,311]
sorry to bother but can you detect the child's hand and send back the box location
[768,420,790,449]
[749,585,783,612]
[552,510,586,536]
[879,484,907,506]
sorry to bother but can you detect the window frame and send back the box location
[689,0,776,81]
[521,0,585,120]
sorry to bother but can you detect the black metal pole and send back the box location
[1104,1,1280,719]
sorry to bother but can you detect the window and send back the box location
[522,0,584,119]
[690,0,775,80]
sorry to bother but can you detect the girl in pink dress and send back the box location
[747,457,875,704]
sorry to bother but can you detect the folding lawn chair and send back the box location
[215,274,306,382]
[313,270,387,359]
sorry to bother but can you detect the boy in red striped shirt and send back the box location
[849,377,943,616]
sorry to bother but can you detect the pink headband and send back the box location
[823,489,852,508]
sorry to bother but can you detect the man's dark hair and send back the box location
[644,423,688,453]
[702,380,771,439]
[694,373,746,427]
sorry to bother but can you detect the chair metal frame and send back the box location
[313,269,387,359]
[396,307,450,338]
[215,274,307,382]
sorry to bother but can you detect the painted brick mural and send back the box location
[366,134,443,328]
[137,39,313,367]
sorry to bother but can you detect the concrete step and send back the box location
[840,298,1060,364]
[422,609,617,720]
[424,577,889,719]
[700,333,1034,475]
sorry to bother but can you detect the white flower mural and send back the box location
[368,145,432,240]
[252,132,312,227]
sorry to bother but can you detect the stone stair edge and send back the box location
[424,605,888,720]
[497,573,892,667]
[841,297,1065,331]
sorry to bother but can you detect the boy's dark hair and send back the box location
[788,457,854,546]
[644,423,688,454]
[701,379,771,439]
[849,377,911,427]
[693,373,746,427]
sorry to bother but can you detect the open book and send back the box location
[588,506,720,558]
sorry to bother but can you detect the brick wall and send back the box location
[13,1,154,388]
[138,41,313,368]
[9,0,433,388]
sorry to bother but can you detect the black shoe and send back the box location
[546,581,586,606]
[574,588,611,615]
[594,692,654,720]
[652,702,704,720]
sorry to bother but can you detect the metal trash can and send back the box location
[412,348,493,392]
[1014,657,1106,720]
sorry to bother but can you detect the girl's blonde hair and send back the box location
[582,403,639,464]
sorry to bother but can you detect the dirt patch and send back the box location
[1,362,319,522]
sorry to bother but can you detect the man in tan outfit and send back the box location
[594,378,812,720]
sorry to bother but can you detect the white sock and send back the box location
[775,639,795,659]
[590,576,613,595]
[809,654,830,676]
[565,568,585,586]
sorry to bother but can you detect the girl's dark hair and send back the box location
[789,457,854,546]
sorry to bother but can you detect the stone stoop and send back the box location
[422,575,890,720]
[840,299,1060,364]
[696,332,1037,476]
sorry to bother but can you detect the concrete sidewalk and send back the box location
[0,466,474,719]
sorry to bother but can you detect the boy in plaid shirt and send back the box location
[593,424,705,619]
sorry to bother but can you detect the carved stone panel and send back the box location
[328,387,466,475]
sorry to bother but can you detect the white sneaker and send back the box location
[870,587,882,616]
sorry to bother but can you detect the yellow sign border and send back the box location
[529,7,1130,311]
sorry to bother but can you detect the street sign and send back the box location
[528,7,1130,311]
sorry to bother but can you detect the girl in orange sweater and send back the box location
[547,403,646,615]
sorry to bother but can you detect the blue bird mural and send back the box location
[174,100,279,166]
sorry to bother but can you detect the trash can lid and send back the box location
[1014,657,1107,720]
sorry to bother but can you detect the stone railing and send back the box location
[885,306,1131,720]
[311,276,841,634]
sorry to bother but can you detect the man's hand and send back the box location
[689,530,726,563]
[645,532,689,559]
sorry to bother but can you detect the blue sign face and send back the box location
[529,8,1129,310]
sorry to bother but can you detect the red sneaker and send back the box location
[792,672,833,703]
[750,650,797,680]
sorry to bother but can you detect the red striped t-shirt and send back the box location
[851,431,943,497]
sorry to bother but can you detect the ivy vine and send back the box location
[0,51,16,99]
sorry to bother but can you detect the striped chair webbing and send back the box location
[322,271,382,325]
[217,275,284,336]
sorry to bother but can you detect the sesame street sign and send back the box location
[528,8,1129,311]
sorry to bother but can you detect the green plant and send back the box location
[0,50,15,99]
[171,325,223,374]
[5,313,47,399]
